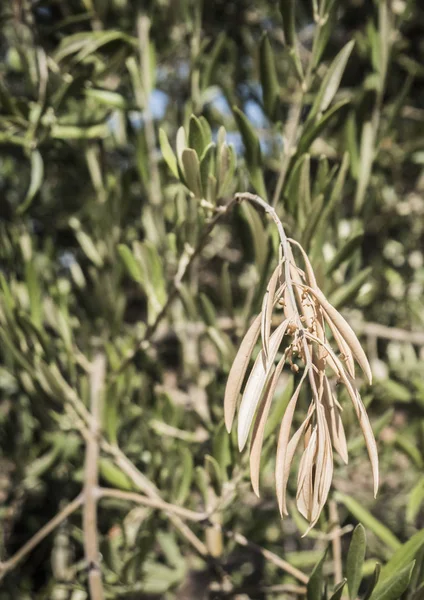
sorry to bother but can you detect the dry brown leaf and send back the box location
[275,368,309,515]
[288,238,317,289]
[224,192,378,530]
[296,427,317,521]
[237,319,289,451]
[322,376,348,464]
[325,312,356,379]
[261,262,283,361]
[224,313,262,432]
[306,286,372,384]
[306,331,379,496]
[249,350,289,496]
[290,263,315,331]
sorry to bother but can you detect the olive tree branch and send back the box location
[0,493,84,582]
[83,353,106,600]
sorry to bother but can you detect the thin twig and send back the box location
[223,529,309,584]
[0,493,84,582]
[101,442,208,556]
[83,354,106,600]
[352,320,424,346]
[98,488,209,522]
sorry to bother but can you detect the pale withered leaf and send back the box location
[261,262,284,361]
[250,349,289,496]
[238,319,289,451]
[306,286,372,384]
[322,376,348,464]
[297,426,317,521]
[275,368,310,515]
[224,313,262,432]
[306,331,378,496]
[288,238,317,289]
[325,312,356,379]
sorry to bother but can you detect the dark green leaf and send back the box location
[188,114,206,156]
[307,549,327,600]
[99,459,134,491]
[326,232,364,275]
[18,150,44,215]
[159,128,179,178]
[329,578,347,600]
[378,530,424,586]
[200,142,216,194]
[347,524,366,600]
[181,148,203,198]
[233,105,261,167]
[118,244,143,283]
[259,34,279,119]
[329,266,372,308]
[310,41,355,119]
[335,493,401,552]
[369,561,415,600]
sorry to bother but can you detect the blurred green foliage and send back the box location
[1,0,424,598]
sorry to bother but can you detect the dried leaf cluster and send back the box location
[225,194,378,531]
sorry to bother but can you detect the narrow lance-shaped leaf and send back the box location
[188,114,206,157]
[233,106,267,200]
[368,561,415,600]
[159,128,179,178]
[261,262,283,360]
[299,98,350,155]
[259,33,279,118]
[297,426,317,522]
[329,579,347,600]
[224,314,262,432]
[176,126,186,169]
[200,143,216,197]
[118,244,143,284]
[335,492,400,551]
[233,106,261,168]
[238,319,289,451]
[307,550,327,600]
[329,266,372,309]
[306,331,378,495]
[280,0,296,47]
[301,194,324,252]
[218,144,236,197]
[322,377,348,463]
[250,348,289,496]
[18,149,44,214]
[181,148,202,198]
[354,120,374,213]
[275,367,310,515]
[347,523,366,600]
[377,529,424,587]
[326,232,364,275]
[310,40,355,119]
[306,285,372,384]
[298,154,312,226]
[324,312,355,379]
[363,563,381,600]
[279,0,303,78]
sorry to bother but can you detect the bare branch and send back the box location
[0,494,84,582]
[83,353,106,600]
